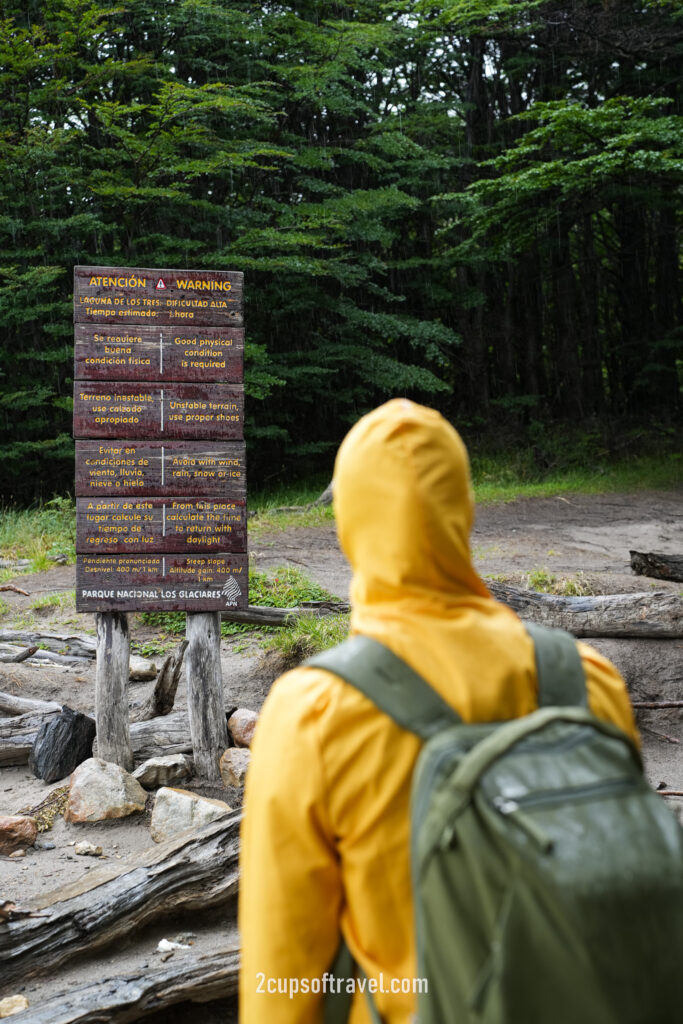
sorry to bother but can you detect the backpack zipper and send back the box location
[490,777,638,853]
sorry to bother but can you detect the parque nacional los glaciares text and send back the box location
[73,266,248,613]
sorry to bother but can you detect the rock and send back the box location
[227,708,258,748]
[0,994,29,1018]
[0,816,37,857]
[219,747,251,787]
[157,938,191,952]
[8,849,25,860]
[150,787,232,843]
[74,840,103,857]
[34,839,56,851]
[133,754,192,789]
[29,706,96,783]
[129,655,157,681]
[65,758,147,823]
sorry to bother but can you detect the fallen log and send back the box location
[222,604,299,626]
[0,709,60,766]
[222,600,350,627]
[12,941,239,1024]
[0,643,89,667]
[93,711,193,761]
[0,631,96,659]
[0,583,29,596]
[630,550,683,583]
[8,645,39,663]
[130,641,187,724]
[223,588,683,638]
[0,692,62,716]
[0,812,240,987]
[486,583,683,639]
[632,700,683,710]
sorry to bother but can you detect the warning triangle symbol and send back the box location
[155,278,166,290]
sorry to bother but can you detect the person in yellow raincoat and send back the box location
[239,399,638,1024]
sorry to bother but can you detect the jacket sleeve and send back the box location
[578,641,640,746]
[239,668,343,1024]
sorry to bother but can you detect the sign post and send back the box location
[74,266,247,778]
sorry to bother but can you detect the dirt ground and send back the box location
[0,489,681,1015]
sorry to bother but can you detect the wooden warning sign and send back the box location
[73,382,244,440]
[76,554,247,613]
[74,324,244,382]
[73,267,243,327]
[74,265,248,612]
[75,441,246,498]
[76,498,247,554]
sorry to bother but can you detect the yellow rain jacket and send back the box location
[239,399,638,1024]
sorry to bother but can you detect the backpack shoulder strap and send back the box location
[306,625,586,738]
[525,622,587,708]
[305,634,461,740]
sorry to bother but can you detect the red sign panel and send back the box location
[76,498,246,553]
[74,324,244,382]
[75,441,246,498]
[73,266,243,327]
[76,553,248,612]
[73,382,244,440]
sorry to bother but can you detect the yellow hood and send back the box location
[334,398,489,607]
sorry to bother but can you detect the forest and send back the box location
[0,0,681,502]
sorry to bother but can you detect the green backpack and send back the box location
[308,624,683,1024]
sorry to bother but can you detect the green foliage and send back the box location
[525,568,594,596]
[132,637,175,657]
[471,452,680,504]
[0,0,681,500]
[263,612,349,668]
[30,590,76,612]
[139,564,337,638]
[0,497,76,569]
[525,568,557,592]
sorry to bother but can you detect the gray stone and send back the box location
[129,655,157,681]
[219,747,251,787]
[227,708,258,748]
[150,787,232,843]
[132,754,192,789]
[74,841,103,857]
[29,706,96,783]
[65,758,147,823]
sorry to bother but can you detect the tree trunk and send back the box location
[0,813,240,987]
[185,613,228,781]
[129,640,187,724]
[95,613,133,771]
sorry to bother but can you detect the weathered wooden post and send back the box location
[186,611,228,780]
[73,265,248,779]
[95,611,133,770]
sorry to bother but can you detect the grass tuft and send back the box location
[263,612,349,669]
[0,497,76,573]
[525,569,595,596]
[471,452,679,504]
